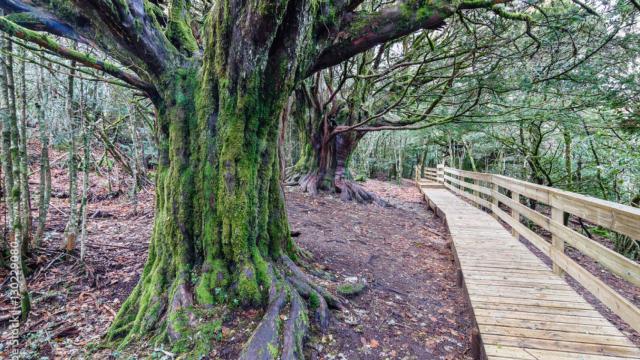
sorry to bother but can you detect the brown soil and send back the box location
[1,150,474,360]
[290,180,473,360]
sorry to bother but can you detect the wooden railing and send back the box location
[416,164,640,332]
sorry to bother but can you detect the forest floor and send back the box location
[288,180,473,360]
[2,144,637,359]
[0,145,474,359]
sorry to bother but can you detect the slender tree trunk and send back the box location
[2,37,29,320]
[18,49,32,253]
[582,120,609,199]
[419,146,428,179]
[34,67,51,247]
[0,34,14,240]
[128,107,140,215]
[63,59,79,252]
[0,34,12,266]
[576,154,583,190]
[79,89,92,262]
[562,126,573,191]
[464,140,477,172]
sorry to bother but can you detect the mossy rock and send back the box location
[337,282,366,298]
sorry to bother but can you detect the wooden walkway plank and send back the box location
[418,186,640,360]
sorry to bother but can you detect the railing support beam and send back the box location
[511,191,520,238]
[436,163,444,183]
[551,207,566,276]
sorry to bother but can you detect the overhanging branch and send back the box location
[307,0,519,76]
[0,16,155,96]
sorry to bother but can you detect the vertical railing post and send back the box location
[471,178,478,204]
[436,163,445,184]
[551,207,566,276]
[491,177,499,219]
[511,191,520,238]
[415,165,420,183]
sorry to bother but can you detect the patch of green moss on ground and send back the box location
[267,342,279,358]
[308,292,320,309]
[337,282,366,297]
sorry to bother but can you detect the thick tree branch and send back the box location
[70,0,174,75]
[308,6,453,75]
[0,16,155,96]
[307,0,514,75]
[0,1,86,41]
[570,0,600,16]
[0,0,175,79]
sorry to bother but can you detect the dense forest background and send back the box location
[1,0,639,358]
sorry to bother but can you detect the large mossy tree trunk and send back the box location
[107,2,334,357]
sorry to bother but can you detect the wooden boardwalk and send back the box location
[419,186,640,360]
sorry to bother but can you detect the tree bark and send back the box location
[0,34,14,243]
[562,125,573,191]
[1,36,30,320]
[18,47,32,252]
[79,83,93,262]
[63,59,79,252]
[106,1,336,354]
[34,67,51,247]
[294,126,379,203]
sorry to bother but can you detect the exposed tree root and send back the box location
[297,172,321,196]
[239,282,290,359]
[106,253,336,358]
[284,169,304,187]
[240,256,337,359]
[288,170,388,206]
[282,255,342,312]
[334,178,388,206]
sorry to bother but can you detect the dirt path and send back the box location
[1,173,473,359]
[289,180,473,359]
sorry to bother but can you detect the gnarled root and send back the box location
[292,171,388,206]
[240,255,337,359]
[284,167,303,186]
[297,173,321,195]
[334,179,388,206]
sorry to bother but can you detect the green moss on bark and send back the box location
[166,0,198,55]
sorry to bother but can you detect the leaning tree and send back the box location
[0,0,579,356]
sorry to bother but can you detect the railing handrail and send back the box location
[439,167,640,237]
[415,164,640,333]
